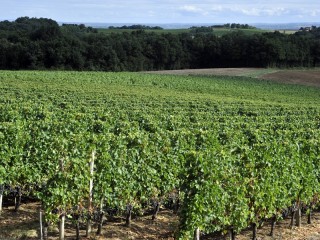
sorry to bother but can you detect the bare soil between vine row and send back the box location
[2,201,320,239]
[146,68,320,88]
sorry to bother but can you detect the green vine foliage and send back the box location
[0,71,319,237]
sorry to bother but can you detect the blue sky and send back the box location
[1,0,319,24]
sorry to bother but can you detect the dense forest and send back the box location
[0,17,319,71]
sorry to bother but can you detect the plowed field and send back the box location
[146,68,320,88]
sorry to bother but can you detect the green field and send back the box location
[1,71,320,239]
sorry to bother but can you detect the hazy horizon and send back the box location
[59,22,320,30]
[1,18,319,30]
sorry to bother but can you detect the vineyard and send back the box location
[0,71,320,239]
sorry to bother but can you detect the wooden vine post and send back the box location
[0,184,3,215]
[59,158,65,240]
[59,214,65,240]
[86,150,95,237]
[39,209,43,240]
[194,228,200,240]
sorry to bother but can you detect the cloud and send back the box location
[148,11,156,17]
[179,5,209,16]
[180,5,202,13]
[211,6,224,12]
[236,7,289,17]
[310,10,320,17]
[179,4,293,19]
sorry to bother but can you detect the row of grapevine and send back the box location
[179,127,320,239]
[0,71,320,239]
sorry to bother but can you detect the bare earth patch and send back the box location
[0,202,41,239]
[261,70,320,88]
[235,213,320,240]
[145,68,271,77]
[0,202,178,240]
[146,68,320,88]
[2,202,320,239]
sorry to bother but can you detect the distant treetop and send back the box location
[108,24,163,30]
[190,23,257,31]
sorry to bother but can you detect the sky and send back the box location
[1,0,319,24]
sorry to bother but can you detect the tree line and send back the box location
[191,23,256,29]
[108,24,163,30]
[0,17,319,71]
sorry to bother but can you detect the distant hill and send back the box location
[64,22,320,30]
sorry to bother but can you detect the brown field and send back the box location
[261,70,320,88]
[146,68,320,88]
[2,202,320,240]
[146,68,268,76]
